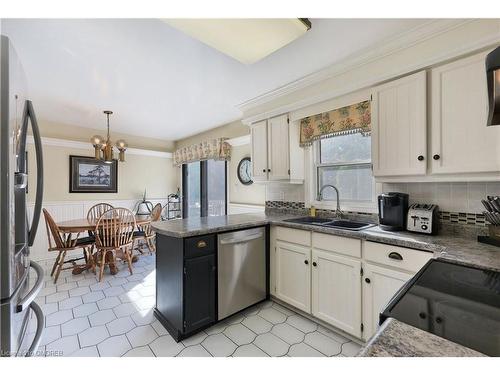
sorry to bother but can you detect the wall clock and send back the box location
[237,157,253,185]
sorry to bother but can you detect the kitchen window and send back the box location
[182,160,227,218]
[315,132,375,207]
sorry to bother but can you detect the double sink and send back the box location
[283,216,375,231]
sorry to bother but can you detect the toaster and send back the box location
[406,203,439,234]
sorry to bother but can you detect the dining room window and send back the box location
[182,160,227,218]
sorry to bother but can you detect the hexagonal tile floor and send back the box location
[28,254,361,357]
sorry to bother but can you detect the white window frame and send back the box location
[304,140,378,213]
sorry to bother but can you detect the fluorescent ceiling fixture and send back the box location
[164,19,311,64]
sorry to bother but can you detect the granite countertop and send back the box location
[152,213,500,272]
[357,318,485,357]
[153,213,500,357]
[151,213,276,238]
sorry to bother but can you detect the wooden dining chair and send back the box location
[94,207,136,281]
[43,209,95,283]
[133,203,162,255]
[87,203,114,222]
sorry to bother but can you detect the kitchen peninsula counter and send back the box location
[152,213,500,272]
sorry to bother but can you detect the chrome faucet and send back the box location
[317,184,344,218]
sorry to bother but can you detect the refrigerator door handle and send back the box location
[18,100,44,247]
[16,261,44,313]
[28,101,43,247]
[24,301,44,357]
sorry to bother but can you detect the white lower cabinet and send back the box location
[361,263,413,340]
[275,240,311,313]
[271,226,431,341]
[311,249,362,337]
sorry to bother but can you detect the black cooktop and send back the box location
[381,259,500,356]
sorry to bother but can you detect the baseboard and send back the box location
[270,296,365,345]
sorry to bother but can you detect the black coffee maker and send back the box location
[378,192,409,231]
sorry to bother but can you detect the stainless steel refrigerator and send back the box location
[0,35,44,357]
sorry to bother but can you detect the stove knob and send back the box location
[419,312,427,319]
[435,317,443,324]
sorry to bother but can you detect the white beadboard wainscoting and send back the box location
[27,198,169,261]
[29,200,265,261]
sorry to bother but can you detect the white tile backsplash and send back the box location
[266,183,305,203]
[383,182,500,214]
[264,180,500,215]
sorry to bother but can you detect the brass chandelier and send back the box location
[90,110,128,163]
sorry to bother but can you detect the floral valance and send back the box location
[173,138,231,167]
[299,100,371,147]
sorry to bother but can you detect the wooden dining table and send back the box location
[56,214,152,275]
[57,214,152,233]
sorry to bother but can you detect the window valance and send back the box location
[173,138,232,167]
[299,100,371,147]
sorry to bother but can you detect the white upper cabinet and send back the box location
[249,113,304,183]
[250,120,268,181]
[371,71,427,177]
[267,114,290,180]
[430,51,500,174]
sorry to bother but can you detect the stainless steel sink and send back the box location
[283,217,375,231]
[321,220,375,231]
[283,217,333,225]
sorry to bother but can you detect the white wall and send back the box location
[228,143,266,206]
[27,142,178,203]
[27,139,178,261]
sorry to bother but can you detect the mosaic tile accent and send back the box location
[266,201,306,210]
[439,211,486,227]
[266,202,488,227]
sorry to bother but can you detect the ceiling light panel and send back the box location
[164,19,311,64]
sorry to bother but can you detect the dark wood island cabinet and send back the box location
[154,233,217,341]
[154,226,269,342]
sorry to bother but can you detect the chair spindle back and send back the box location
[95,208,136,249]
[87,203,114,222]
[43,208,66,249]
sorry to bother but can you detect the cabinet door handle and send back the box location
[304,260,309,265]
[312,262,317,267]
[365,278,371,284]
[267,169,271,172]
[433,154,440,160]
[197,240,207,248]
[388,252,403,261]
[262,169,266,173]
[417,155,424,161]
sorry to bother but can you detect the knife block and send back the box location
[489,225,500,239]
[478,225,500,247]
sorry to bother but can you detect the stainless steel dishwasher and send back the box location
[217,227,266,320]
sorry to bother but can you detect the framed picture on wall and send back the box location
[69,155,118,193]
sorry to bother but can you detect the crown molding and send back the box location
[26,136,173,158]
[238,19,500,124]
[227,134,250,146]
[238,19,471,113]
